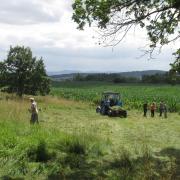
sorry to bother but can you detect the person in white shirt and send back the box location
[29,98,39,124]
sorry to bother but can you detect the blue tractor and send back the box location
[96,92,127,118]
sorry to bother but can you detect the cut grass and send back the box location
[0,93,179,179]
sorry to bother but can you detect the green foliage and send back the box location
[141,72,180,84]
[0,46,50,96]
[73,0,180,82]
[169,48,180,84]
[170,48,180,73]
[72,0,179,47]
[72,72,179,84]
[51,81,180,112]
[72,0,180,83]
[73,73,141,83]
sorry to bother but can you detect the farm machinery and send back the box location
[96,92,127,118]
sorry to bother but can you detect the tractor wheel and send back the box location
[108,109,112,117]
[100,106,106,115]
[120,110,127,118]
[124,111,127,118]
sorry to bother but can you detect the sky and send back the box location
[0,0,179,72]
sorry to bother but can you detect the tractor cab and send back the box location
[101,92,122,107]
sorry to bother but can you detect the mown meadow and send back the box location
[0,84,180,179]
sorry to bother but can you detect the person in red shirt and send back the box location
[150,102,156,117]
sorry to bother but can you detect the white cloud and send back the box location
[0,0,62,25]
[0,0,178,72]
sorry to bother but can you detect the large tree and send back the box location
[171,48,180,73]
[72,0,180,65]
[0,46,50,97]
[169,48,180,84]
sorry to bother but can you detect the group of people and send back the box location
[28,97,168,125]
[143,101,167,118]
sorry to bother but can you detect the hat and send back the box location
[29,97,34,101]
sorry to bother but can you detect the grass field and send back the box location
[51,81,180,112]
[0,87,180,179]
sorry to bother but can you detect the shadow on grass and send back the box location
[0,176,24,180]
[1,146,179,179]
[158,147,180,179]
[159,147,180,161]
[48,154,106,180]
[48,147,180,180]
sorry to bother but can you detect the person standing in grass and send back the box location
[143,102,148,117]
[29,98,39,124]
[159,101,164,117]
[150,102,156,117]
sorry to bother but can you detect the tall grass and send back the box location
[0,94,107,178]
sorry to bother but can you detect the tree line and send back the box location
[73,72,180,85]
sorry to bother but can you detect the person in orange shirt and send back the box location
[150,102,156,117]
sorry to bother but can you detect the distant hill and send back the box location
[117,70,167,79]
[50,70,167,81]
[50,73,77,81]
[47,70,81,76]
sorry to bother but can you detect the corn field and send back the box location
[51,82,180,112]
